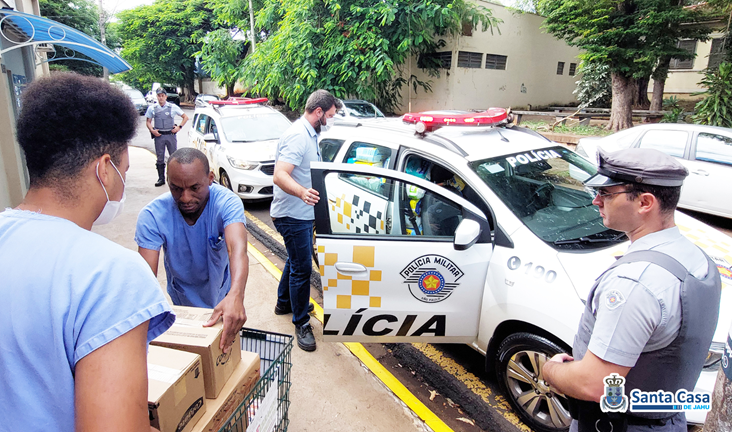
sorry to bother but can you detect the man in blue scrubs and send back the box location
[0,73,175,432]
[136,148,249,352]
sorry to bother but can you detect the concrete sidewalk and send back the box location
[92,146,426,432]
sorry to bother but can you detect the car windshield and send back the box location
[220,113,291,142]
[470,146,624,249]
[163,87,177,93]
[344,102,384,118]
[125,90,144,99]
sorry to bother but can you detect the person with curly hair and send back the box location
[0,73,175,432]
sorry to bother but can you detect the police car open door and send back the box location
[311,162,492,343]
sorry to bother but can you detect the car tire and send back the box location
[220,171,233,191]
[496,332,572,432]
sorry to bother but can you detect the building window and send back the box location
[485,54,507,70]
[557,62,565,75]
[569,63,577,76]
[708,38,725,70]
[418,51,452,69]
[670,40,697,69]
[457,51,482,68]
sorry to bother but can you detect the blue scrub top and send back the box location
[0,209,175,432]
[135,183,246,308]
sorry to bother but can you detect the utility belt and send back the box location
[151,126,177,139]
[568,397,671,432]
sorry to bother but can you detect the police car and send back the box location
[188,98,292,200]
[311,109,732,431]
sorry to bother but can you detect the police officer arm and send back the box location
[146,117,162,137]
[543,350,630,402]
[75,322,154,432]
[273,161,319,205]
[204,222,248,353]
[172,112,189,134]
[138,247,160,277]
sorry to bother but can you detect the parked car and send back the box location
[194,94,221,107]
[335,99,386,120]
[576,123,732,219]
[188,98,291,200]
[124,88,147,115]
[146,84,181,106]
[312,111,732,431]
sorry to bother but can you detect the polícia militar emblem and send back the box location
[600,374,628,413]
[400,254,464,303]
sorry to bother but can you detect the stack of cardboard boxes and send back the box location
[148,306,262,432]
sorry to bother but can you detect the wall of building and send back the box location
[398,1,582,113]
[657,32,726,96]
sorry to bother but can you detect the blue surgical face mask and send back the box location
[93,160,126,226]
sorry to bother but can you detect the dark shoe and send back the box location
[154,178,166,187]
[155,163,166,187]
[274,302,315,315]
[295,324,316,351]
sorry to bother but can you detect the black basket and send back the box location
[217,328,293,432]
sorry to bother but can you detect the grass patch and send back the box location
[520,120,612,137]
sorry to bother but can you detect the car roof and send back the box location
[193,104,280,118]
[327,120,556,161]
[618,123,732,135]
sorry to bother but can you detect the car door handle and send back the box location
[691,170,709,176]
[334,262,368,274]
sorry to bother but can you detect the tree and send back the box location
[116,0,216,100]
[226,0,500,112]
[195,28,247,97]
[539,0,711,131]
[40,0,103,76]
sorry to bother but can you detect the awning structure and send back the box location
[0,8,131,74]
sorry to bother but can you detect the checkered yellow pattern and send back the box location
[329,193,386,234]
[679,223,732,284]
[318,244,383,309]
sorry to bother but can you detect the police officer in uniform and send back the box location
[542,148,721,432]
[145,87,188,187]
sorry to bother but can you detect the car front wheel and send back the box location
[496,332,572,432]
[220,171,233,191]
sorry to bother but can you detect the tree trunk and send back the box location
[650,56,671,112]
[607,73,635,132]
[226,82,235,98]
[634,77,650,109]
[705,367,732,430]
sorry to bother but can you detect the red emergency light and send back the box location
[209,97,269,106]
[402,108,508,132]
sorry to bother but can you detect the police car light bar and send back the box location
[402,108,508,132]
[208,97,268,106]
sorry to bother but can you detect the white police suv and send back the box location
[188,98,292,200]
[311,109,732,431]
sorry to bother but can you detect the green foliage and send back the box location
[238,0,500,112]
[116,0,215,94]
[693,62,732,128]
[573,62,611,108]
[195,29,246,96]
[520,120,612,136]
[660,96,683,123]
[538,0,712,79]
[40,0,103,76]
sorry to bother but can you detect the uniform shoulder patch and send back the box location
[605,289,626,310]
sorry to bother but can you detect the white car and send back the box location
[335,99,386,120]
[188,98,292,200]
[576,123,732,219]
[312,111,732,431]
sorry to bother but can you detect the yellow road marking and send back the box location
[248,241,453,432]
[412,344,531,431]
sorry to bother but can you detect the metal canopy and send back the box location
[0,9,131,74]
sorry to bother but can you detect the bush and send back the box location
[573,62,612,108]
[661,96,684,123]
[693,62,732,128]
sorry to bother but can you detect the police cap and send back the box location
[155,87,166,95]
[584,147,688,188]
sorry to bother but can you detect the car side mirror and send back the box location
[203,133,218,143]
[454,219,480,251]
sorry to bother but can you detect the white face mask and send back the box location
[320,113,335,133]
[93,160,126,226]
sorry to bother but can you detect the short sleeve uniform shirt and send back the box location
[0,209,175,432]
[135,184,246,308]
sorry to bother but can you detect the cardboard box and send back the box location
[148,345,207,432]
[153,306,242,399]
[191,350,261,432]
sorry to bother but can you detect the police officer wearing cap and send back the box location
[542,147,721,432]
[145,87,188,187]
